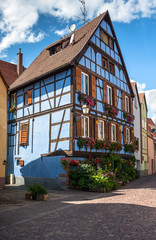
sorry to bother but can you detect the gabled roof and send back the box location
[10,10,134,98]
[10,11,107,91]
[0,60,18,87]
[147,118,156,139]
[139,92,148,111]
[130,81,141,108]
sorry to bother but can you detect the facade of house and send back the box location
[131,82,141,174]
[0,60,18,189]
[147,118,156,174]
[7,11,135,188]
[139,93,148,176]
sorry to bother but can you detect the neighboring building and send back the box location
[139,93,148,176]
[147,118,156,174]
[0,60,18,189]
[7,11,135,188]
[131,81,141,174]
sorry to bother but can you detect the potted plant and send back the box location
[28,184,49,201]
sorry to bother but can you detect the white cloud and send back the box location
[136,82,146,92]
[135,81,156,123]
[145,90,156,124]
[55,27,70,37]
[0,0,156,54]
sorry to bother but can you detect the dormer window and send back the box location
[49,39,70,56]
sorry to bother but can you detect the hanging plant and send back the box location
[123,112,134,124]
[124,144,135,153]
[105,103,119,117]
[78,93,96,108]
[9,103,17,113]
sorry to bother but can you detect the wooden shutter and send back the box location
[19,123,29,145]
[108,122,111,141]
[130,128,134,145]
[103,82,107,103]
[130,97,133,114]
[123,127,126,144]
[27,90,32,105]
[122,92,125,111]
[76,113,81,137]
[76,67,81,92]
[114,88,117,107]
[104,121,108,141]
[92,75,96,98]
[91,118,95,139]
[95,118,98,139]
[117,124,121,143]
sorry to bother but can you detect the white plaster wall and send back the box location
[133,85,141,171]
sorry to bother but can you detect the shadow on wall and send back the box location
[19,152,66,189]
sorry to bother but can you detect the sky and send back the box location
[0,0,156,122]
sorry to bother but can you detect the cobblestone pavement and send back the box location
[0,175,156,240]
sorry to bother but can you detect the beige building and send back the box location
[139,93,148,176]
[0,60,18,189]
[147,118,156,174]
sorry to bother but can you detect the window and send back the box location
[98,120,104,139]
[109,62,114,74]
[82,116,89,137]
[81,72,89,95]
[109,38,114,50]
[102,57,108,69]
[24,90,32,106]
[11,93,16,107]
[134,94,137,108]
[126,128,130,144]
[107,86,112,105]
[125,96,129,112]
[100,30,109,45]
[100,29,114,49]
[19,122,29,146]
[111,124,116,142]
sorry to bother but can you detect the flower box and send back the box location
[78,93,96,108]
[105,103,118,117]
[123,112,134,124]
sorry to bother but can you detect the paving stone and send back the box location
[0,174,156,240]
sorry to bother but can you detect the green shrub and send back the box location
[28,184,48,195]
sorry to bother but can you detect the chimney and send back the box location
[17,48,23,75]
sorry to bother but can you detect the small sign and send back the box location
[96,120,98,124]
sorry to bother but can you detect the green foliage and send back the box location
[28,184,48,195]
[66,154,139,192]
[69,164,95,189]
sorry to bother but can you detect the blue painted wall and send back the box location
[7,69,72,182]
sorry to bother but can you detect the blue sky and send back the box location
[0,0,156,121]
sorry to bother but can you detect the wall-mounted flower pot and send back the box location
[25,193,31,200]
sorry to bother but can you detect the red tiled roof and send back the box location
[10,11,107,91]
[131,81,136,90]
[139,92,144,103]
[0,60,18,87]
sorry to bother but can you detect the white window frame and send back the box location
[98,120,104,140]
[126,128,130,144]
[81,72,89,95]
[107,86,112,105]
[82,116,89,138]
[111,124,116,142]
[125,96,129,112]
[11,93,16,106]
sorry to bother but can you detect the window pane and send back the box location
[85,75,89,95]
[85,117,89,137]
[81,73,84,93]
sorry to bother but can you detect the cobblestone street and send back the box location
[0,175,156,240]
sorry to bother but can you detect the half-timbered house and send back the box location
[7,11,135,188]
